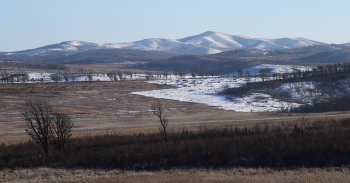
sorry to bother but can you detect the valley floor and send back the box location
[2,65,350,182]
[1,79,350,145]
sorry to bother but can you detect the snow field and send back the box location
[132,75,300,112]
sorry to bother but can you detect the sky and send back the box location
[0,0,349,52]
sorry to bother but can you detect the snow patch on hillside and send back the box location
[104,38,222,54]
[132,64,318,112]
[132,75,300,112]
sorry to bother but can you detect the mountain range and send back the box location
[0,31,331,60]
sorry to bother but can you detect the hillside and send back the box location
[178,31,325,51]
[0,31,330,63]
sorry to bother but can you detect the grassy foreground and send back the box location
[2,167,350,182]
[1,116,350,170]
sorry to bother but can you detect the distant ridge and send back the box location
[107,31,326,54]
[178,31,326,52]
[0,31,329,62]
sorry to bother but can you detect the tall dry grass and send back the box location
[1,117,350,170]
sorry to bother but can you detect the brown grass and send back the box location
[3,117,350,170]
[2,66,350,182]
[1,167,350,183]
[1,79,350,146]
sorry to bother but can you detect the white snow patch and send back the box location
[132,76,299,112]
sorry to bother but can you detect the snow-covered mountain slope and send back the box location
[4,41,104,57]
[0,31,329,59]
[104,38,221,54]
[178,31,326,51]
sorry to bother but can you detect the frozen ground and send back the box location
[132,72,350,113]
[14,64,317,112]
[132,75,300,112]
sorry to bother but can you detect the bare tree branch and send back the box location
[152,101,168,142]
[49,113,74,154]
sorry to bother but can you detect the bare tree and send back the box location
[21,100,74,156]
[208,68,215,78]
[155,71,162,78]
[178,68,186,78]
[151,101,168,142]
[63,73,69,82]
[21,100,54,157]
[163,71,169,79]
[190,68,198,78]
[237,68,243,76]
[50,73,61,83]
[198,69,205,78]
[71,73,75,82]
[145,71,154,80]
[49,113,74,153]
[87,74,93,82]
[107,71,118,81]
[124,71,133,79]
[173,69,179,78]
[117,70,124,81]
[245,70,251,84]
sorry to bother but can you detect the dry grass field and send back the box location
[1,167,350,183]
[1,79,347,145]
[1,70,350,182]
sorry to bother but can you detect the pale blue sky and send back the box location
[0,0,349,52]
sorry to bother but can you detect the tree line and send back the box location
[221,62,350,113]
[222,62,350,96]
